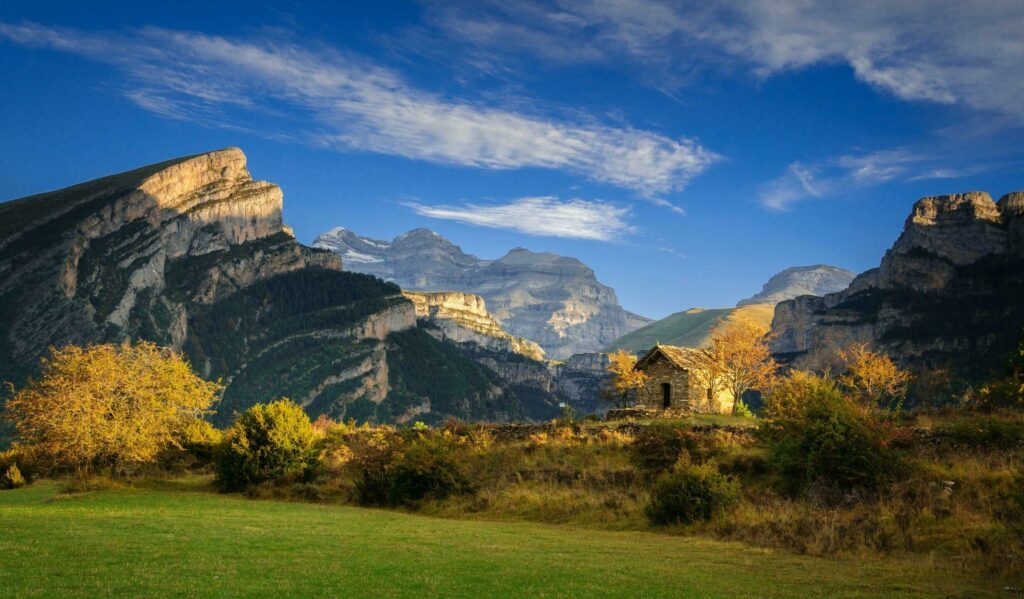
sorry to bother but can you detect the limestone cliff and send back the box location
[402,291,545,360]
[771,191,1024,376]
[0,148,340,385]
[313,228,651,358]
[401,289,612,418]
[550,352,613,416]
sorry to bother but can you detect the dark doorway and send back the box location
[661,383,671,408]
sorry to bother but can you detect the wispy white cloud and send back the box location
[0,21,718,197]
[833,149,923,185]
[760,162,825,211]
[415,1,1024,121]
[759,148,987,210]
[404,196,635,241]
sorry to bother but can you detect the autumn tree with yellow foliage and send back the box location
[709,319,778,415]
[4,342,221,476]
[604,349,648,408]
[838,343,911,411]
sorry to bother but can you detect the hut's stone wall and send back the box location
[634,352,734,414]
[635,354,702,410]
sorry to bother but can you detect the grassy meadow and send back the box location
[0,476,1002,598]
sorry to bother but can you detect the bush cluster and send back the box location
[215,399,319,492]
[760,375,901,499]
[385,432,469,506]
[645,461,740,525]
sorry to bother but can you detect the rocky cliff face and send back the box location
[402,291,545,360]
[738,265,856,306]
[771,191,1024,376]
[313,228,650,358]
[401,289,616,417]
[0,149,566,427]
[0,148,340,386]
[550,352,613,416]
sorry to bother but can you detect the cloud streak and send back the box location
[758,148,987,210]
[417,1,1024,121]
[405,196,635,241]
[0,21,718,197]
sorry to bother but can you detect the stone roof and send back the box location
[635,344,703,370]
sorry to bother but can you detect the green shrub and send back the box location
[645,462,740,525]
[342,427,406,505]
[387,432,469,507]
[760,383,900,498]
[558,404,577,425]
[215,399,319,492]
[2,463,26,489]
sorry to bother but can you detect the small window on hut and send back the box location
[661,383,671,408]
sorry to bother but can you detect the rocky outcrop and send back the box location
[313,228,651,358]
[771,190,1024,376]
[738,265,856,306]
[0,148,340,387]
[401,289,613,417]
[402,290,545,360]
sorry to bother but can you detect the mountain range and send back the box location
[0,148,590,429]
[5,146,1002,428]
[312,227,651,359]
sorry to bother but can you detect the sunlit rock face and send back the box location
[402,290,545,360]
[770,190,1024,377]
[0,148,339,380]
[313,228,651,359]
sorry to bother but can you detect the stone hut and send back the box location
[634,344,734,414]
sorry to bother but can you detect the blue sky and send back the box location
[1,1,1022,319]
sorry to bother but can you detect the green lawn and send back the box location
[0,478,996,598]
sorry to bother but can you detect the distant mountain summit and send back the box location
[313,227,650,358]
[737,265,856,306]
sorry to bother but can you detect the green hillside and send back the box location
[0,479,989,597]
[606,303,775,353]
